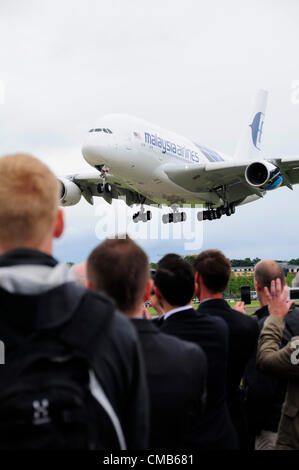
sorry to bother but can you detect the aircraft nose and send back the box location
[82,140,117,168]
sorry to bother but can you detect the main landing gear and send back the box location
[197,204,236,221]
[162,205,187,224]
[133,206,152,223]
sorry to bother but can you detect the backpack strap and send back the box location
[89,371,127,450]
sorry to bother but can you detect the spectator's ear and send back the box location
[143,278,153,302]
[283,278,286,286]
[194,271,200,297]
[155,286,163,300]
[53,209,64,239]
[255,280,262,293]
[86,280,94,290]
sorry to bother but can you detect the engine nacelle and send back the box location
[58,177,82,206]
[245,161,283,190]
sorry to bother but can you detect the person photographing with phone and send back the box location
[243,260,299,449]
[257,278,299,450]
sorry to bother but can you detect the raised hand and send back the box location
[263,278,293,319]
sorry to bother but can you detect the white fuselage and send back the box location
[82,114,233,206]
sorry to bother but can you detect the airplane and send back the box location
[59,89,299,223]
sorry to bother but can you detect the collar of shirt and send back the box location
[163,305,193,321]
[200,298,213,304]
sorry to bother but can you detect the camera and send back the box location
[287,288,299,301]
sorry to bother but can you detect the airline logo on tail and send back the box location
[249,111,264,150]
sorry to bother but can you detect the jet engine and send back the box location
[245,161,283,190]
[58,177,82,206]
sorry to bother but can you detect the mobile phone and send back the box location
[240,285,251,305]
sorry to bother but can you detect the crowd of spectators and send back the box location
[0,153,299,451]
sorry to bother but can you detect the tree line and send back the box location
[150,257,296,299]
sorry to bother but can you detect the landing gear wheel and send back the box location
[104,183,112,194]
[97,183,104,194]
[133,212,140,223]
[133,209,152,223]
[162,211,186,224]
[225,206,232,217]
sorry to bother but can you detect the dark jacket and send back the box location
[131,318,207,449]
[0,248,149,450]
[159,307,238,449]
[244,304,299,438]
[197,299,259,401]
[197,299,258,449]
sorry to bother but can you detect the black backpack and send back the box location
[0,285,126,450]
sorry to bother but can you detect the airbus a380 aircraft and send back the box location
[59,90,299,223]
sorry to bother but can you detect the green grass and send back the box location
[147,307,157,316]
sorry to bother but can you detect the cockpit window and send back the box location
[89,128,113,134]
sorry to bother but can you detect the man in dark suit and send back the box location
[86,236,207,449]
[194,249,259,449]
[153,254,238,450]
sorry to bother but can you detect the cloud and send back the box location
[0,0,298,262]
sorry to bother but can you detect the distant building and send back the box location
[231,263,299,276]
[231,266,254,276]
[279,263,299,273]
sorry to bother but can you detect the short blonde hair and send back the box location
[0,153,59,249]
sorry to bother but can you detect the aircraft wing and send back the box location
[268,156,299,187]
[162,161,250,191]
[162,160,265,202]
[163,156,299,205]
[59,171,154,206]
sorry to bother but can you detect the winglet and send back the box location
[234,89,268,162]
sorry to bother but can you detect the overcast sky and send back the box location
[0,0,298,262]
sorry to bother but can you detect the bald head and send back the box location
[254,260,285,290]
